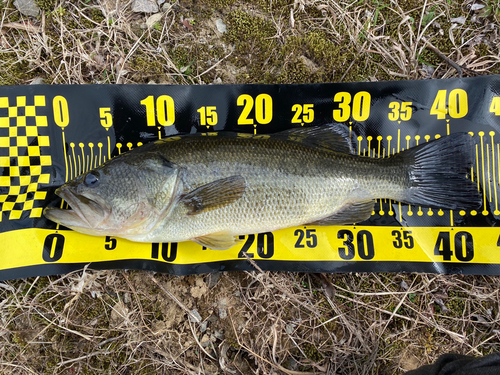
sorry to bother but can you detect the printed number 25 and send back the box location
[294,229,317,248]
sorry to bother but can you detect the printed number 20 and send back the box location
[237,94,273,125]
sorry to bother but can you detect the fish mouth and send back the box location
[44,186,111,230]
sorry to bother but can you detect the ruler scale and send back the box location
[0,77,500,280]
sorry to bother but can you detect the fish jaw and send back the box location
[44,185,111,232]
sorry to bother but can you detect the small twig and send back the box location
[423,38,482,77]
[1,21,42,33]
[57,351,111,367]
[194,48,234,81]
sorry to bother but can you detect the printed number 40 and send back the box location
[490,97,500,116]
[430,89,468,119]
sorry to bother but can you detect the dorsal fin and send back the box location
[276,124,356,154]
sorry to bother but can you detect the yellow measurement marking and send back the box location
[127,142,133,151]
[450,210,454,227]
[253,125,257,135]
[490,132,499,215]
[77,155,81,176]
[460,210,466,216]
[487,143,492,203]
[397,129,400,153]
[98,142,103,166]
[378,199,384,215]
[107,136,111,160]
[377,136,382,158]
[137,142,143,147]
[438,209,444,216]
[435,134,441,139]
[425,135,430,142]
[388,200,394,216]
[476,144,480,192]
[86,155,90,172]
[387,135,392,157]
[408,204,413,216]
[446,121,450,135]
[479,132,488,215]
[398,202,402,221]
[367,136,372,157]
[406,135,410,149]
[1,226,500,271]
[79,143,85,173]
[117,143,122,155]
[158,129,162,139]
[469,132,475,182]
[89,143,94,169]
[427,208,433,216]
[497,142,500,215]
[417,207,423,216]
[67,153,73,181]
[70,143,77,178]
[62,131,68,182]
[357,136,362,155]
[415,135,420,145]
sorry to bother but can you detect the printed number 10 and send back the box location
[140,95,175,127]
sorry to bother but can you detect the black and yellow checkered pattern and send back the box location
[0,96,51,221]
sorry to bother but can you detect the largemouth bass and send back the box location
[44,126,481,250]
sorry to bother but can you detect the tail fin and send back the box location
[393,133,481,210]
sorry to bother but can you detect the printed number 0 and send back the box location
[42,233,65,262]
[53,96,69,128]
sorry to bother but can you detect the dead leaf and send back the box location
[181,18,194,31]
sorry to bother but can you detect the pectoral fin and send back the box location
[180,176,246,215]
[308,200,375,225]
[192,231,240,250]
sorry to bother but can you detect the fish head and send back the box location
[44,151,180,236]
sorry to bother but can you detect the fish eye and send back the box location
[84,171,100,187]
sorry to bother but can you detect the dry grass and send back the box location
[1,0,500,373]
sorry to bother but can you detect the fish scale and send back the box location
[142,136,405,243]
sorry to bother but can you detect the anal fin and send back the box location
[308,200,375,226]
[192,231,240,250]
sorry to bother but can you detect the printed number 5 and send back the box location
[100,107,113,129]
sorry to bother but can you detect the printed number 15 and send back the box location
[197,106,218,126]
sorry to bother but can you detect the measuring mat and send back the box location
[1,76,500,280]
